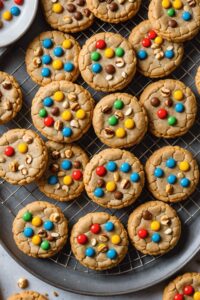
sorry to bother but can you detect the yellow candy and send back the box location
[32,235,41,245]
[154,36,163,45]
[97,243,108,252]
[104,48,115,58]
[32,216,42,227]
[173,90,184,101]
[62,110,72,121]
[150,221,161,231]
[179,161,190,171]
[52,59,63,70]
[162,0,171,8]
[111,234,121,245]
[172,0,183,9]
[124,119,135,129]
[3,11,12,21]
[62,39,72,49]
[76,109,86,120]
[115,128,126,138]
[106,181,116,192]
[194,292,200,300]
[54,91,64,102]
[17,143,28,154]
[52,3,63,13]
[63,175,73,185]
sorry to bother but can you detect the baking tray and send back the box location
[0,1,200,296]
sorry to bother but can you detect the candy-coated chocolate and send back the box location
[166,158,176,168]
[32,216,42,227]
[32,235,42,245]
[76,109,86,119]
[120,162,131,173]
[52,3,63,13]
[90,223,101,234]
[10,6,21,16]
[0,1,4,9]
[142,210,152,220]
[63,39,72,49]
[4,146,15,157]
[154,36,163,45]
[104,48,115,58]
[85,247,95,257]
[111,234,121,245]
[151,232,161,243]
[179,161,190,171]
[182,11,192,21]
[51,107,60,116]
[194,292,200,300]
[61,160,72,170]
[17,143,28,154]
[168,116,177,126]
[106,181,116,192]
[183,285,194,295]
[42,39,53,49]
[180,177,190,187]
[44,116,54,127]
[44,220,54,231]
[124,118,134,129]
[165,50,174,59]
[115,128,126,138]
[114,99,124,109]
[3,11,12,21]
[130,172,140,182]
[175,103,184,113]
[167,8,175,17]
[167,174,177,184]
[23,212,32,222]
[104,221,114,232]
[54,47,64,57]
[137,49,148,60]
[14,0,23,4]
[138,228,148,239]
[142,38,151,48]
[154,167,164,178]
[108,115,118,126]
[48,175,58,185]
[106,161,117,172]
[96,166,107,177]
[150,221,161,231]
[162,0,171,8]
[97,178,105,187]
[23,227,34,237]
[115,47,124,57]
[72,170,83,180]
[173,90,183,101]
[39,108,47,118]
[41,240,50,250]
[77,234,88,244]
[94,187,104,197]
[174,294,184,300]
[63,175,73,185]
[64,62,74,72]
[91,52,101,61]
[41,68,51,77]
[62,110,72,121]
[43,97,53,107]
[92,63,102,73]
[96,40,106,49]
[52,59,63,70]
[107,249,117,259]
[114,191,123,199]
[172,0,183,9]
[148,30,157,39]
[62,127,72,137]
[151,97,160,107]
[157,108,168,119]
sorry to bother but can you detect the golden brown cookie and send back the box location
[195,66,200,94]
[8,290,48,300]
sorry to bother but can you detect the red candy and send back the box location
[183,285,194,295]
[174,295,184,300]
[96,39,106,49]
[157,108,168,119]
[44,116,54,127]
[4,146,15,157]
[14,0,24,5]
[142,38,151,48]
[138,229,148,239]
[72,170,83,181]
[91,223,101,234]
[96,166,107,177]
[148,30,157,40]
[77,234,88,245]
[0,1,4,9]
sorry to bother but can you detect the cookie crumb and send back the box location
[53,291,59,297]
[17,277,29,289]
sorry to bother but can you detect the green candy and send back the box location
[168,116,177,126]
[41,240,50,251]
[23,211,32,222]
[167,8,175,17]
[114,99,124,110]
[115,47,125,57]
[39,108,47,118]
[108,115,118,126]
[91,51,101,61]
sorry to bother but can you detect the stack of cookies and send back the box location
[1,0,200,282]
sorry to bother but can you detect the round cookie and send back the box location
[145,146,199,202]
[0,129,48,185]
[148,0,200,43]
[86,0,141,23]
[140,79,197,138]
[84,148,145,209]
[79,32,137,92]
[0,71,22,125]
[41,0,94,33]
[195,66,200,94]
[127,200,181,256]
[12,201,68,258]
[93,93,148,148]
[129,20,184,78]
[38,142,89,202]
[70,212,128,270]
[163,273,200,300]
[31,81,94,143]
[8,291,48,300]
[25,31,80,86]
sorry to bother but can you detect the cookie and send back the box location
[128,200,181,256]
[128,20,184,78]
[31,81,94,143]
[0,129,48,185]
[145,146,199,202]
[25,31,80,86]
[38,142,89,202]
[140,79,197,138]
[12,201,68,258]
[70,212,128,270]
[84,148,145,209]
[93,93,148,148]
[8,291,48,300]
[0,71,22,125]
[86,0,141,23]
[148,0,200,43]
[41,0,94,33]
[163,273,200,300]
[195,66,200,94]
[79,32,136,92]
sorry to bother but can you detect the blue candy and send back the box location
[42,54,52,65]
[130,172,140,182]
[154,168,164,178]
[107,249,117,259]
[48,175,58,185]
[62,127,72,137]
[175,103,185,113]
[41,68,51,77]
[180,177,190,187]
[104,221,114,232]
[44,220,54,231]
[61,160,72,170]
[24,227,34,238]
[10,6,20,16]
[92,63,102,73]
[182,11,192,21]
[42,39,53,49]
[167,174,177,184]
[43,97,53,107]
[120,162,131,173]
[94,187,104,198]
[137,50,148,60]
[54,47,64,57]
[106,161,117,172]
[166,158,176,168]
[85,247,95,257]
[164,50,174,59]
[64,62,74,72]
[151,233,161,243]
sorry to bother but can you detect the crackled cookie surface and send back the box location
[148,0,200,42]
[70,212,128,270]
[41,0,94,33]
[163,273,200,300]
[195,66,200,94]
[140,79,197,138]
[128,201,181,256]
[26,31,80,86]
[129,20,184,78]
[84,148,145,209]
[13,201,68,258]
[38,142,88,202]
[0,129,48,185]
[145,146,199,202]
[93,93,148,148]
[31,81,94,143]
[0,71,22,125]
[86,0,141,23]
[79,32,136,92]
[8,291,48,300]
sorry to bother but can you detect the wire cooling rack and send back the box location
[0,0,200,295]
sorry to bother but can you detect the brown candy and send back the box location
[74,160,82,168]
[83,8,91,17]
[165,99,173,107]
[114,191,123,199]
[50,163,59,173]
[105,64,116,74]
[97,179,105,187]
[150,97,160,107]
[74,11,83,20]
[67,4,76,12]
[168,19,177,28]
[76,0,85,6]
[109,2,118,11]
[51,107,60,116]
[142,210,152,220]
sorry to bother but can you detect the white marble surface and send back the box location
[0,243,200,300]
